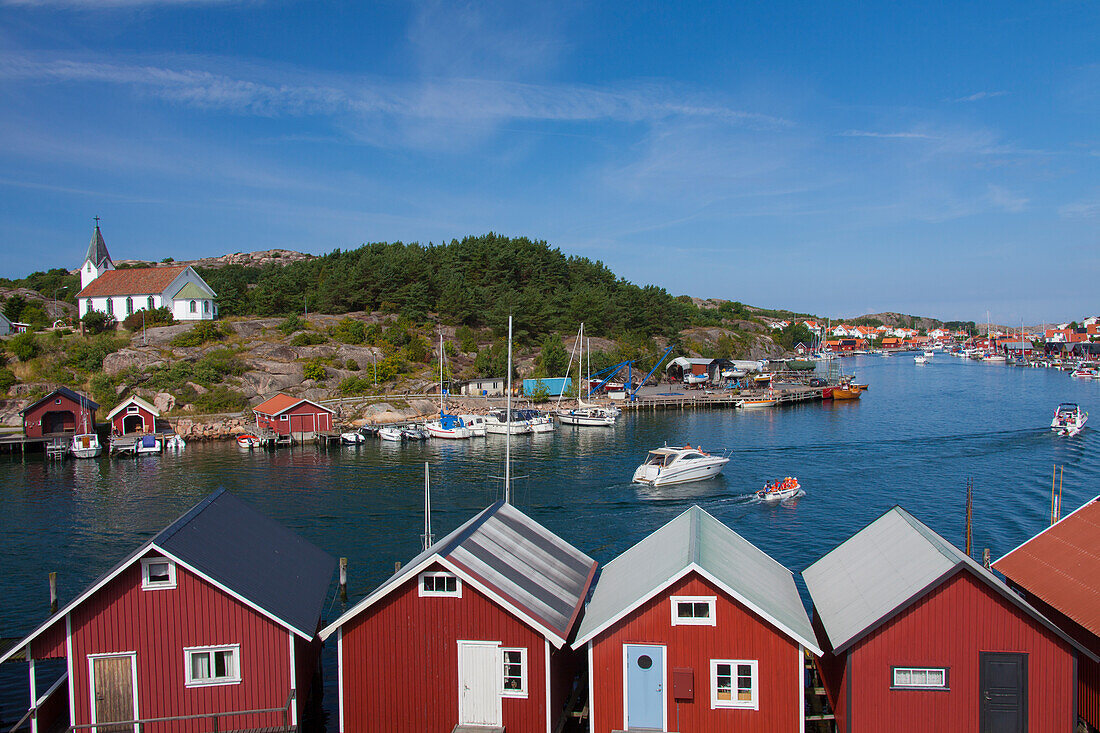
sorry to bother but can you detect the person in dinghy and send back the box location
[756,476,801,501]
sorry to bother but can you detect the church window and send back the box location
[106,299,114,316]
[203,300,210,314]
[126,297,134,315]
[147,297,154,310]
[190,300,197,313]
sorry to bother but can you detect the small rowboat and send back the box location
[757,477,801,501]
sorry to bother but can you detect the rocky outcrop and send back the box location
[103,348,169,376]
[171,416,253,441]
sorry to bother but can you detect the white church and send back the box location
[76,221,218,322]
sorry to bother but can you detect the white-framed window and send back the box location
[185,645,241,686]
[203,300,210,314]
[127,405,140,414]
[190,300,197,313]
[106,299,114,315]
[147,296,155,310]
[501,648,527,697]
[711,659,758,710]
[671,595,716,626]
[418,570,461,597]
[279,414,289,421]
[141,557,176,590]
[892,667,949,689]
[126,297,134,315]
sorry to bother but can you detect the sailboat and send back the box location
[425,333,472,439]
[555,324,616,427]
[69,395,102,459]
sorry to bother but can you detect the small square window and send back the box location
[141,557,176,590]
[711,659,757,709]
[418,571,461,597]
[671,596,716,626]
[185,645,240,686]
[892,666,948,689]
[502,648,527,697]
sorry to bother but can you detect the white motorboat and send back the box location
[756,477,802,502]
[341,431,366,444]
[134,434,162,455]
[164,434,186,450]
[632,445,730,486]
[1051,403,1087,437]
[236,433,261,450]
[70,432,102,459]
[740,398,777,409]
[914,355,928,364]
[515,408,555,433]
[923,350,934,357]
[378,426,404,442]
[556,407,616,427]
[485,409,532,435]
[984,354,1007,363]
[458,414,488,437]
[402,426,430,441]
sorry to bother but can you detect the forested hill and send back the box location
[198,234,697,341]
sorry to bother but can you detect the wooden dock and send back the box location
[0,433,70,458]
[625,385,826,411]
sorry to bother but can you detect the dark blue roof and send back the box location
[20,387,100,415]
[155,489,336,637]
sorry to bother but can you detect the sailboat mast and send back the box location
[421,462,433,551]
[439,333,444,414]
[505,315,513,504]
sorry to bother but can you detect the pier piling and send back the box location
[49,572,57,613]
[339,557,348,602]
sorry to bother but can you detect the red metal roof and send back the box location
[253,393,332,416]
[76,265,188,298]
[993,497,1100,638]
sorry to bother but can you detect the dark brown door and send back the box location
[980,652,1027,733]
[93,656,135,732]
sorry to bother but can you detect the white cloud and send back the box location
[953,90,1008,103]
[986,184,1028,213]
[839,129,938,140]
[1,0,243,6]
[1059,199,1100,218]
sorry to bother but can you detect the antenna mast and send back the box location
[964,477,973,557]
[505,315,512,504]
[421,462,434,551]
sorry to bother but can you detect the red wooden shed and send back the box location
[573,506,821,733]
[803,506,1095,733]
[0,489,336,733]
[319,500,598,733]
[993,495,1100,731]
[106,395,160,435]
[253,394,333,439]
[20,387,98,438]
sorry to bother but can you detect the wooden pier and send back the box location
[625,385,826,411]
[0,433,70,458]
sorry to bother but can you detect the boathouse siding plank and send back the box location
[66,553,293,733]
[845,571,1075,732]
[589,572,801,733]
[340,560,552,733]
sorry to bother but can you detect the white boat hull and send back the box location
[425,424,471,439]
[341,432,365,444]
[164,435,186,450]
[632,457,729,486]
[740,399,777,408]
[486,422,531,435]
[71,434,102,459]
[557,412,615,427]
[757,488,800,502]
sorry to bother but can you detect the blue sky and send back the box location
[0,1,1097,323]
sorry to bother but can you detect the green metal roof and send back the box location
[573,505,820,653]
[85,224,112,268]
[173,281,210,299]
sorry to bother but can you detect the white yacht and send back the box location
[914,355,928,364]
[70,431,102,459]
[556,407,616,427]
[515,408,555,433]
[458,414,488,437]
[1051,403,1087,437]
[484,409,532,435]
[632,445,730,486]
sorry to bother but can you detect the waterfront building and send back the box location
[320,500,598,733]
[804,506,1093,733]
[75,222,218,322]
[0,311,13,335]
[20,387,97,438]
[105,395,160,435]
[573,506,820,733]
[457,376,507,396]
[665,357,718,384]
[993,495,1100,731]
[0,489,336,733]
[252,393,334,440]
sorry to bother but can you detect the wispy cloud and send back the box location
[1059,199,1100,218]
[0,54,787,132]
[1,0,244,6]
[986,184,1028,213]
[952,90,1008,102]
[839,129,939,140]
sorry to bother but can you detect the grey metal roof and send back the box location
[803,506,1097,660]
[20,386,100,415]
[154,489,337,638]
[85,224,112,268]
[573,505,820,653]
[321,501,597,646]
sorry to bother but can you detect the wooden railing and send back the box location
[63,691,296,733]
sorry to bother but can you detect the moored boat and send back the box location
[556,407,616,426]
[632,445,730,486]
[236,433,261,450]
[70,432,102,458]
[756,476,801,502]
[378,426,404,442]
[341,431,366,444]
[164,434,186,450]
[1051,403,1087,437]
[134,434,162,455]
[740,398,777,408]
[458,414,488,437]
[832,385,863,400]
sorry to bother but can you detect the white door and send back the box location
[458,641,501,726]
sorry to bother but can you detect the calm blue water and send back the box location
[1,355,1097,726]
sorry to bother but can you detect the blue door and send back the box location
[626,644,664,730]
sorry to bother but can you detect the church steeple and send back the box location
[81,217,114,290]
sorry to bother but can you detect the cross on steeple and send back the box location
[94,215,100,227]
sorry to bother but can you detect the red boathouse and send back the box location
[0,489,336,733]
[573,506,821,733]
[253,393,333,439]
[20,387,98,438]
[994,495,1100,731]
[106,395,160,435]
[803,506,1095,733]
[320,500,598,733]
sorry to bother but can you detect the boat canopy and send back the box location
[438,414,466,429]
